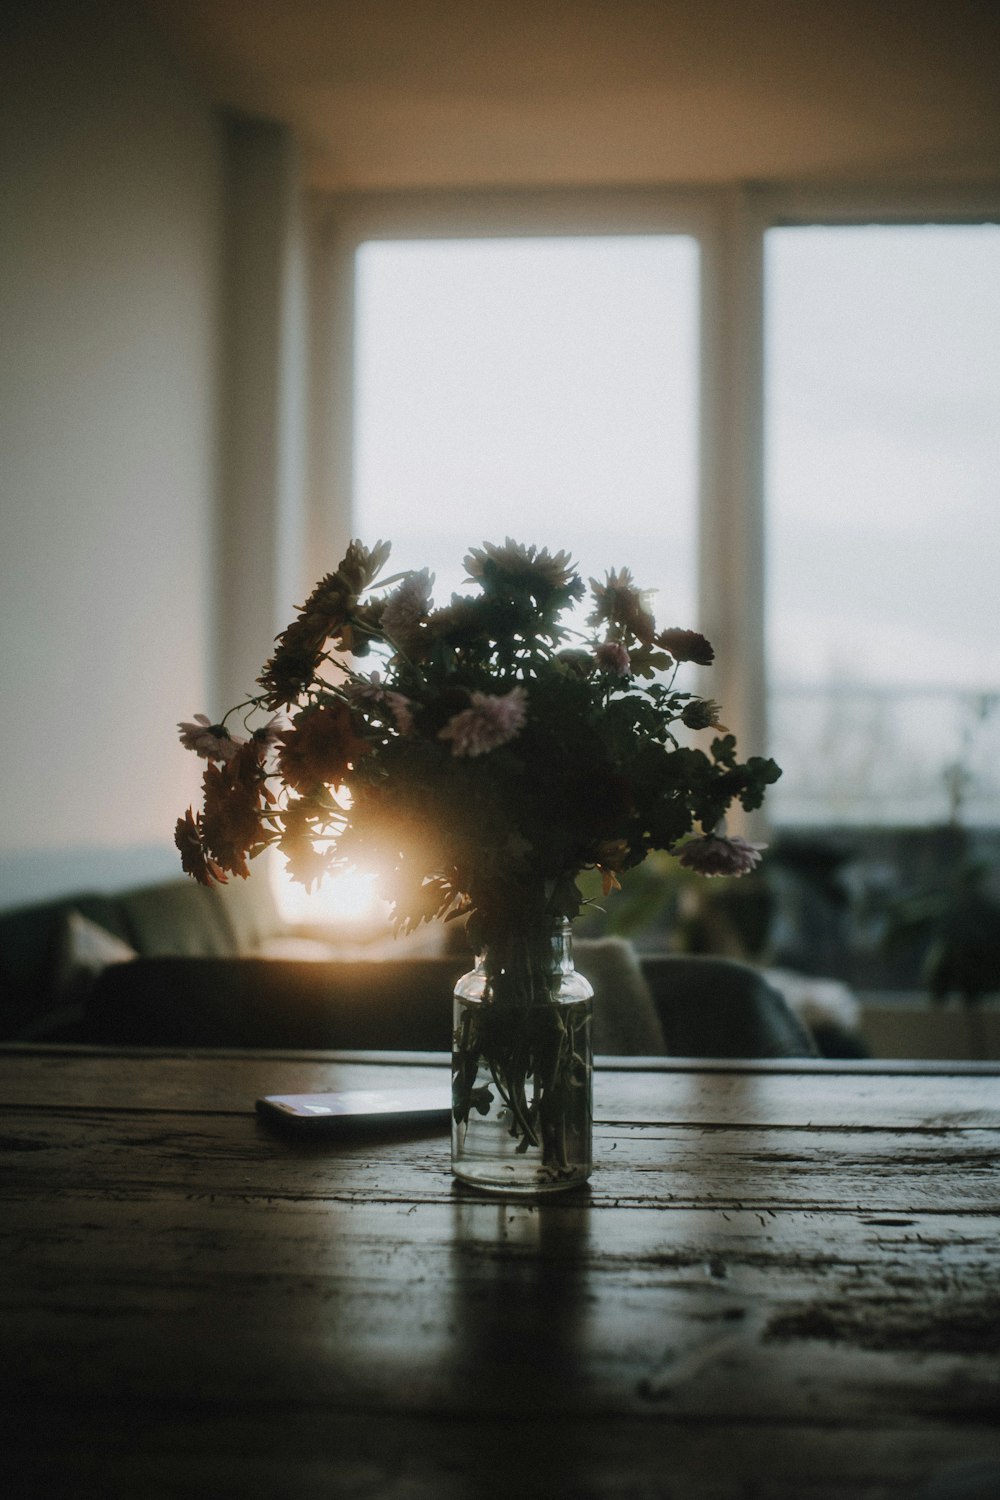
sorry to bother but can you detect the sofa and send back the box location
[0,873,819,1058]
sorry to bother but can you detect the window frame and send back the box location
[306,180,1000,829]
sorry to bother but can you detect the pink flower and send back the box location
[177,714,242,762]
[344,674,413,735]
[344,671,388,706]
[675,833,766,878]
[438,687,527,758]
[385,692,415,736]
[595,641,631,677]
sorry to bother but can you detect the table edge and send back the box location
[2,1042,998,1076]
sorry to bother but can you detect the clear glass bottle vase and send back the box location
[451,920,594,1194]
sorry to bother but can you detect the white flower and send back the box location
[438,687,528,758]
[177,714,242,761]
[382,570,434,638]
[589,567,657,644]
[464,539,579,592]
[251,715,284,751]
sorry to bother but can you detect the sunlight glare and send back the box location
[273,864,387,929]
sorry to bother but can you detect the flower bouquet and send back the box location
[176,538,780,1191]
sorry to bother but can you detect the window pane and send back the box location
[765,224,1000,826]
[354,235,698,625]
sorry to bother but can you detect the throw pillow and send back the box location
[575,937,667,1056]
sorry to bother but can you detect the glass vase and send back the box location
[451,920,594,1194]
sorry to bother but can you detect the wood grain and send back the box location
[3,1046,998,1125]
[2,1045,999,1499]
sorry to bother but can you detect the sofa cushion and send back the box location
[762,967,868,1058]
[59,908,137,979]
[16,910,138,1042]
[118,880,241,958]
[0,892,132,1040]
[84,941,670,1054]
[576,937,666,1055]
[86,956,465,1049]
[640,955,817,1058]
[212,872,286,950]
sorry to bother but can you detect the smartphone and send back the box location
[256,1086,452,1137]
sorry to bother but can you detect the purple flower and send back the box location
[438,687,528,758]
[674,833,766,878]
[595,641,631,677]
[177,714,242,762]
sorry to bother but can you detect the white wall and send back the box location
[0,0,224,906]
[217,118,309,716]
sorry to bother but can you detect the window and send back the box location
[354,234,699,624]
[315,187,1000,830]
[765,222,1000,826]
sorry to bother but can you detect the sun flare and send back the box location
[273,865,386,928]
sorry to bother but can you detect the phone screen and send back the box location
[256,1086,452,1136]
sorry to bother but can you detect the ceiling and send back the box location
[145,0,1000,192]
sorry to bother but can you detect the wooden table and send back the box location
[2,1046,999,1499]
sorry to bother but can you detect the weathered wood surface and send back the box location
[3,1045,997,1124]
[2,1046,999,1500]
